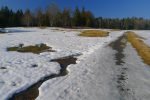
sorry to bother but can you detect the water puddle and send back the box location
[0,29,31,34]
[51,56,77,76]
[0,67,7,69]
[0,28,7,33]
[7,43,55,54]
[8,55,78,100]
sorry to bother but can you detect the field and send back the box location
[0,28,150,100]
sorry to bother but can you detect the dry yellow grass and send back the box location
[7,43,55,54]
[111,29,121,31]
[126,31,150,65]
[79,30,109,37]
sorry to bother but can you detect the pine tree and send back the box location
[73,7,81,26]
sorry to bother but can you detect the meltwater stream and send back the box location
[8,56,78,100]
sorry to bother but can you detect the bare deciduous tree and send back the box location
[22,9,32,27]
[36,7,43,27]
[62,8,71,27]
[46,3,60,27]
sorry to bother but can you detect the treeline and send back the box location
[96,17,150,30]
[1,4,150,29]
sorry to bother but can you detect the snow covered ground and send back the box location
[134,30,150,46]
[36,30,150,100]
[123,43,150,100]
[1,28,150,100]
[0,28,123,100]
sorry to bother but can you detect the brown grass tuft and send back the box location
[111,29,121,31]
[7,43,55,54]
[126,31,150,65]
[78,30,109,37]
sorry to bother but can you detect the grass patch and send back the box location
[7,43,55,54]
[78,30,109,37]
[126,31,150,66]
[111,29,121,31]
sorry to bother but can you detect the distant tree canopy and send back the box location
[0,6,23,28]
[1,5,150,30]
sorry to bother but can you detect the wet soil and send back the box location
[109,35,132,100]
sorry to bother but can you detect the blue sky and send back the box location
[0,0,150,18]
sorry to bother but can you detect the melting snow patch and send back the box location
[0,27,124,100]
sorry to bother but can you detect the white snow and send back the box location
[133,30,150,47]
[36,30,124,100]
[36,45,120,100]
[0,27,123,100]
[122,43,150,100]
[1,28,150,100]
[36,30,150,100]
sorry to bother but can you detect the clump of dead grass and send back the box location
[126,31,150,65]
[7,43,55,54]
[78,30,109,37]
[111,29,121,31]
